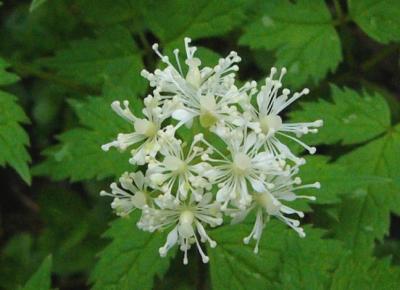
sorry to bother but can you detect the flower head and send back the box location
[100,171,149,217]
[147,135,212,201]
[137,193,222,264]
[102,98,176,165]
[141,38,251,129]
[243,68,323,164]
[230,164,319,253]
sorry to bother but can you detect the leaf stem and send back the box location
[10,61,99,95]
[333,0,344,21]
[361,45,399,72]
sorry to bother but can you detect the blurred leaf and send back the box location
[208,221,345,290]
[0,234,42,290]
[240,0,342,87]
[0,57,31,183]
[29,0,47,12]
[1,2,78,58]
[33,95,138,181]
[75,0,143,29]
[19,256,52,290]
[90,212,176,290]
[349,0,400,44]
[142,0,248,46]
[290,86,391,145]
[334,124,400,253]
[36,187,109,274]
[41,25,145,95]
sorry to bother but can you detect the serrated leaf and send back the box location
[349,0,400,44]
[33,96,137,181]
[90,212,175,290]
[42,25,145,95]
[20,256,52,290]
[142,0,248,46]
[334,124,400,253]
[290,86,390,145]
[0,58,31,184]
[208,221,345,290]
[240,0,342,87]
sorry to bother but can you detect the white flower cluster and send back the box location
[101,38,322,264]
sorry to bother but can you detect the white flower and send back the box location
[100,37,323,264]
[146,136,212,201]
[137,193,222,264]
[230,165,319,253]
[200,129,286,210]
[100,171,149,217]
[243,67,323,164]
[141,37,251,129]
[101,99,175,165]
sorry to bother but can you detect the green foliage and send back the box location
[290,86,391,145]
[90,212,176,290]
[41,25,146,95]
[0,58,31,183]
[240,0,342,87]
[298,155,387,205]
[209,221,400,289]
[349,0,400,44]
[19,256,52,290]
[33,96,137,181]
[142,0,249,46]
[334,124,400,253]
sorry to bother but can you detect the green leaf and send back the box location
[142,0,248,46]
[0,234,42,290]
[334,124,400,253]
[298,155,387,205]
[75,0,143,28]
[240,0,342,87]
[33,96,137,181]
[30,0,47,12]
[0,58,20,85]
[36,187,108,274]
[290,86,391,145]
[331,254,400,290]
[0,58,31,184]
[20,256,52,290]
[349,0,400,44]
[42,25,145,95]
[90,212,175,290]
[208,221,345,290]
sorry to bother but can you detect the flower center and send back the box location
[179,210,195,237]
[199,94,218,128]
[259,115,283,134]
[163,156,187,174]
[185,58,202,88]
[256,192,280,215]
[134,119,157,137]
[232,152,252,176]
